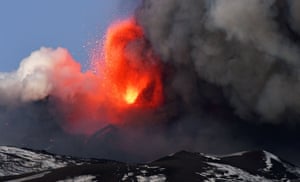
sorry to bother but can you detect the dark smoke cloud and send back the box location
[135,0,300,162]
[1,0,300,165]
[137,0,300,122]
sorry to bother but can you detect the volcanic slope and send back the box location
[0,146,300,181]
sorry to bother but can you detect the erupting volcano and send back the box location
[52,18,163,135]
[3,0,300,167]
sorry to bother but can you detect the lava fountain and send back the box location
[98,18,163,109]
[53,18,163,135]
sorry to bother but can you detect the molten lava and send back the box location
[97,18,163,108]
[125,87,139,104]
[53,18,163,135]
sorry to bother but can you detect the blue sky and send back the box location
[0,0,138,71]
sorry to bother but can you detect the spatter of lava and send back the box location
[53,18,163,135]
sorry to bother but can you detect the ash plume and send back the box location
[1,0,300,165]
[137,0,300,121]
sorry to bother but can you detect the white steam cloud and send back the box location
[1,48,54,104]
[0,47,78,105]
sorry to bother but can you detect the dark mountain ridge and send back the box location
[0,146,299,181]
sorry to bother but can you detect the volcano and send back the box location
[2,0,300,177]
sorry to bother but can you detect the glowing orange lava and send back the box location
[98,18,163,109]
[53,18,163,135]
[125,87,139,104]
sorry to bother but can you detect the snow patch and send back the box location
[6,171,50,182]
[0,146,84,177]
[122,174,129,181]
[0,146,69,176]
[200,153,220,160]
[168,153,175,157]
[218,151,247,157]
[57,175,96,182]
[128,172,134,176]
[141,170,148,174]
[142,165,160,169]
[263,151,281,172]
[136,174,167,182]
[201,162,273,182]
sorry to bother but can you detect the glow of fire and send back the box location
[98,18,163,108]
[53,18,164,135]
[125,87,139,104]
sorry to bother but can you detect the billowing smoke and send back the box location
[137,0,300,121]
[0,48,61,104]
[1,0,300,164]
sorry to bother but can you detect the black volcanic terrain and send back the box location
[0,146,299,181]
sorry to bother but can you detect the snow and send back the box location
[136,174,167,182]
[200,153,220,160]
[128,172,134,176]
[0,146,76,176]
[286,166,300,177]
[57,175,97,182]
[141,170,148,174]
[280,160,300,177]
[6,171,50,182]
[122,174,129,181]
[142,165,165,172]
[168,153,175,157]
[122,172,134,181]
[142,165,160,169]
[200,162,273,182]
[218,151,247,157]
[263,150,281,172]
[1,147,300,181]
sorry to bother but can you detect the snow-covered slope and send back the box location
[0,146,300,182]
[0,146,73,176]
[0,146,103,177]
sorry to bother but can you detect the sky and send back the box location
[0,0,138,72]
